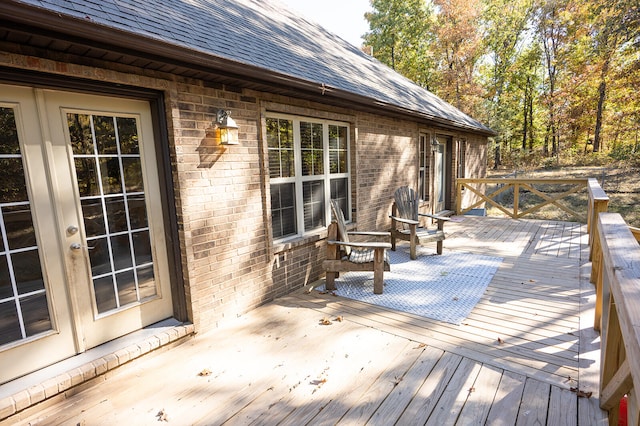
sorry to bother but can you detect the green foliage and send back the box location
[363,0,640,169]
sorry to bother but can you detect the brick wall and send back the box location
[0,50,488,334]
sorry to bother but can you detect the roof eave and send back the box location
[2,0,497,136]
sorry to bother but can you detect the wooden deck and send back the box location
[2,216,608,425]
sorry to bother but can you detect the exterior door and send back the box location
[0,85,173,383]
[433,135,448,213]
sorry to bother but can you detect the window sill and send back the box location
[272,222,356,254]
[273,228,328,254]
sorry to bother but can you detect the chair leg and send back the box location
[390,232,397,251]
[373,248,384,294]
[437,239,443,255]
[326,272,337,290]
[409,224,417,260]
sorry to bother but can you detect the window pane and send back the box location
[0,301,21,346]
[94,115,117,155]
[132,230,153,265]
[128,195,148,230]
[100,157,123,194]
[81,199,106,237]
[266,118,294,178]
[4,204,36,250]
[122,158,143,193]
[111,234,133,270]
[270,183,296,238]
[105,197,127,233]
[0,107,20,154]
[301,122,323,176]
[117,117,139,155]
[329,125,348,174]
[116,270,137,306]
[303,180,325,231]
[0,255,12,300]
[67,113,94,155]
[137,265,156,300]
[89,237,111,276]
[75,157,101,197]
[0,159,27,203]
[330,178,348,220]
[13,249,44,294]
[94,276,117,313]
[22,293,52,337]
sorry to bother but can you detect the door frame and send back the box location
[431,134,453,214]
[0,69,187,333]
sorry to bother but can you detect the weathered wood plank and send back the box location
[548,386,578,426]
[366,346,444,425]
[424,358,481,425]
[485,370,527,426]
[515,378,550,426]
[395,352,463,425]
[456,364,504,425]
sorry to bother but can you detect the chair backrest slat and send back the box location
[330,199,351,256]
[394,186,419,227]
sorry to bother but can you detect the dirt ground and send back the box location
[485,166,640,228]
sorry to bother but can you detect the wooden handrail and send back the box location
[456,178,588,221]
[596,213,640,425]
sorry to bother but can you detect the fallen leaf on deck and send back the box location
[468,387,475,393]
[156,409,169,422]
[320,317,332,325]
[414,343,427,349]
[570,387,593,398]
[529,279,536,282]
[441,271,449,276]
[497,337,504,345]
[198,368,212,376]
[335,315,343,322]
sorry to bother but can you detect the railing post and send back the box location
[597,212,640,424]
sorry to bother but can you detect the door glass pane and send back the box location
[75,158,101,197]
[0,106,52,346]
[68,113,158,314]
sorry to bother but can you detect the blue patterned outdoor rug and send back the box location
[317,248,503,325]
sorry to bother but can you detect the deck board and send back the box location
[1,217,607,425]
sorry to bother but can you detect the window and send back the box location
[418,133,430,201]
[266,115,350,240]
[457,139,467,179]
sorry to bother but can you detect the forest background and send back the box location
[362,0,640,169]
[361,0,640,226]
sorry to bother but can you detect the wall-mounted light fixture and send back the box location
[215,109,239,145]
[431,137,440,147]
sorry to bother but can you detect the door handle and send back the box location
[70,243,95,250]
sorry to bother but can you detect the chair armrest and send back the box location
[327,240,392,249]
[389,215,419,226]
[418,213,450,222]
[347,231,392,237]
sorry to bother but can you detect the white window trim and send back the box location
[267,113,351,242]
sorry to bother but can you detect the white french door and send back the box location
[0,85,173,383]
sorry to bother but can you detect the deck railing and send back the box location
[458,176,640,424]
[456,178,588,221]
[594,212,640,426]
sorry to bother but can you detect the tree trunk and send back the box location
[593,78,607,152]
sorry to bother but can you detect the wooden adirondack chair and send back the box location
[389,186,449,260]
[323,200,391,294]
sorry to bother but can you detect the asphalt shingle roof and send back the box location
[15,0,492,134]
